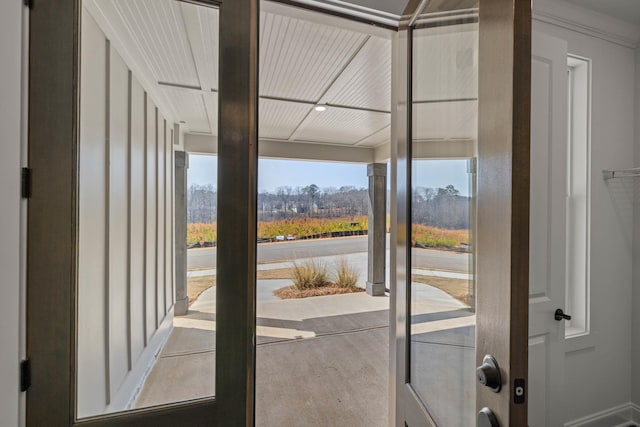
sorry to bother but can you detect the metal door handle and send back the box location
[554,308,572,321]
[478,407,499,427]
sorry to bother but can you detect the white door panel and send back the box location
[529,30,568,427]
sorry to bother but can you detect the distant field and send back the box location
[187,216,368,245]
[188,216,469,250]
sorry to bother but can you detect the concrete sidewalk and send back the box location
[135,252,474,425]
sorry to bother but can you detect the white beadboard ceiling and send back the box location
[85,0,478,152]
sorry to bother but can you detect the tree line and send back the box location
[412,184,470,230]
[188,183,470,230]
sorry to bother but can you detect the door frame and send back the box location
[392,0,531,425]
[26,0,258,425]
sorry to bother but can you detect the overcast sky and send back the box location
[187,155,470,196]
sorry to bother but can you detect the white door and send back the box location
[528,30,569,427]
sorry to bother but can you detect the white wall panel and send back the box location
[129,77,146,362]
[108,47,131,397]
[145,99,158,336]
[77,9,108,417]
[157,115,166,321]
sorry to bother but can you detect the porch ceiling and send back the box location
[84,0,478,158]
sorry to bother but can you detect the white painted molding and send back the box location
[533,0,640,49]
[565,402,639,427]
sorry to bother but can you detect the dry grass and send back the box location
[333,258,360,288]
[274,284,365,299]
[290,259,330,290]
[412,224,469,249]
[187,275,216,306]
[412,274,471,305]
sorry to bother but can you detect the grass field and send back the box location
[412,224,469,249]
[188,216,469,250]
[187,216,368,245]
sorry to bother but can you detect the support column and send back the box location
[367,163,387,296]
[174,151,189,315]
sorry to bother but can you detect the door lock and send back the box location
[554,308,572,321]
[478,407,499,427]
[476,355,501,392]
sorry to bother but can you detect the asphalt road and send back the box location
[187,235,470,272]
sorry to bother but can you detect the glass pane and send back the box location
[255,1,392,425]
[77,0,218,418]
[409,2,478,425]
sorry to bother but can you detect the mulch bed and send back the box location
[274,285,365,299]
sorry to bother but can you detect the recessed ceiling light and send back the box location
[314,105,327,112]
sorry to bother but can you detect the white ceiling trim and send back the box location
[533,0,640,48]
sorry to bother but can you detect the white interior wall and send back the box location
[533,14,636,424]
[0,1,24,426]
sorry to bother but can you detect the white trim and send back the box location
[565,402,639,427]
[533,0,640,49]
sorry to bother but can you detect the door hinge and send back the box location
[24,0,33,9]
[21,167,31,199]
[20,359,31,392]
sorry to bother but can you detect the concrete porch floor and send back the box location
[134,254,475,426]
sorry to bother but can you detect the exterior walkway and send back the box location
[134,252,474,426]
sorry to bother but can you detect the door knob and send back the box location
[476,355,501,392]
[478,407,499,427]
[554,308,572,321]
